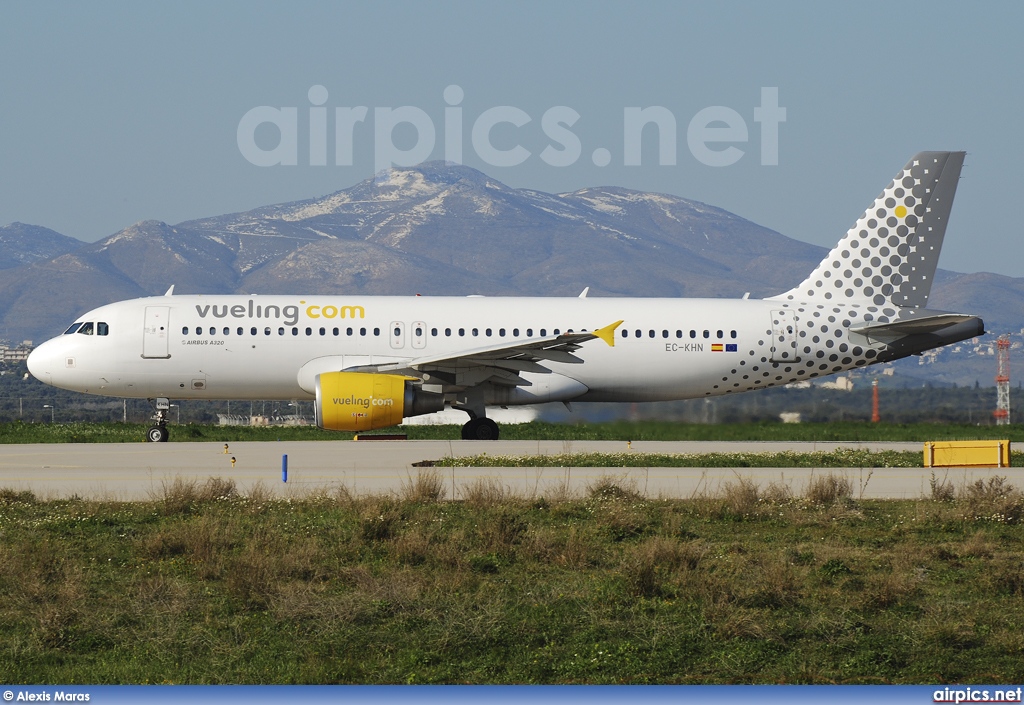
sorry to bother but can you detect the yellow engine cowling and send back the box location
[314,372,443,431]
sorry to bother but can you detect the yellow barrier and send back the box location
[923,440,1011,468]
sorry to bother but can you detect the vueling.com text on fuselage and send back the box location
[194,301,365,327]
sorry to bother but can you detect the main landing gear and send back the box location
[455,392,500,440]
[461,416,499,440]
[146,397,170,443]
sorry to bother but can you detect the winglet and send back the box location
[594,320,623,347]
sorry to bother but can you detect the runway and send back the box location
[0,440,1017,501]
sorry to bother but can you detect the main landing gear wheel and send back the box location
[146,425,169,443]
[461,417,500,440]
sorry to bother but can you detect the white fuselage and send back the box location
[27,293,900,407]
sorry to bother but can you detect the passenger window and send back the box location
[251,327,257,335]
[540,329,547,336]
[662,330,668,338]
[485,328,491,337]
[195,327,203,336]
[415,326,423,336]
[332,328,339,336]
[319,327,325,336]
[553,329,560,335]
[499,328,505,336]
[78,322,94,335]
[731,330,737,339]
[209,327,216,335]
[472,328,478,336]
[676,330,682,338]
[445,328,452,337]
[64,323,83,335]
[97,322,109,336]
[690,330,696,339]
[223,327,229,335]
[394,326,401,337]
[373,328,380,336]
[291,328,298,336]
[622,329,629,338]
[526,328,533,336]
[360,328,366,336]
[430,327,437,336]
[237,327,243,335]
[181,326,188,335]
[305,327,312,336]
[347,327,353,336]
[278,327,285,335]
[648,330,655,338]
[717,330,723,339]
[703,330,710,339]
[513,328,520,336]
[459,328,465,336]
[264,327,271,336]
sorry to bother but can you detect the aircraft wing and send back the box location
[350,320,623,388]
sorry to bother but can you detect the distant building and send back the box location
[818,376,854,391]
[0,341,33,363]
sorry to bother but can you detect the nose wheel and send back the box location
[146,397,171,442]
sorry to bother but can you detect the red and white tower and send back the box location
[995,335,1010,425]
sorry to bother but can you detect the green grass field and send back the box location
[1,474,1023,684]
[1,419,1023,443]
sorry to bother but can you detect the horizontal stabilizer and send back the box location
[850,313,979,337]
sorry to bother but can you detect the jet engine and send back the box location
[314,372,444,431]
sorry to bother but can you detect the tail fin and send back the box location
[770,151,965,308]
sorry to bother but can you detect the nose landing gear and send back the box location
[146,397,170,442]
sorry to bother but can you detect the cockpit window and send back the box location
[64,323,83,335]
[77,322,95,335]
[97,322,109,336]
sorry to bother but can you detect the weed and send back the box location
[460,476,513,507]
[722,476,761,516]
[0,488,36,505]
[805,473,853,505]
[401,470,446,503]
[587,476,643,502]
[959,476,1024,523]
[930,471,956,502]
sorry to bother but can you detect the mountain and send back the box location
[0,162,1019,379]
[0,223,82,270]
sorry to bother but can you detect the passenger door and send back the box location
[142,306,171,359]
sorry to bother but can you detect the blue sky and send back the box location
[1,0,1021,276]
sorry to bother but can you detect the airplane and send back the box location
[27,151,982,442]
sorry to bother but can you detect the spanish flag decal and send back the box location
[711,343,724,352]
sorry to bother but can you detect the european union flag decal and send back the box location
[725,344,738,352]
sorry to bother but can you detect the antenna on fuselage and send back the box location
[578,287,589,298]
[164,285,175,296]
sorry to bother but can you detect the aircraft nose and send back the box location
[27,341,56,385]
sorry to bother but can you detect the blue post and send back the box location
[282,454,288,483]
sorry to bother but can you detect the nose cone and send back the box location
[27,340,56,385]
